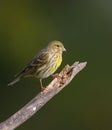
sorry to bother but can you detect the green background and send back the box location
[0,1,112,130]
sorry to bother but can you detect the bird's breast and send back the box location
[49,54,62,72]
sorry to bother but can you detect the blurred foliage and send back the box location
[0,0,112,130]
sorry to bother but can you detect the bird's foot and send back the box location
[41,86,46,92]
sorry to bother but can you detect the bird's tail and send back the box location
[8,77,20,86]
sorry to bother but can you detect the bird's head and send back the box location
[47,41,66,53]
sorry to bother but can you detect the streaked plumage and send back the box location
[8,41,66,90]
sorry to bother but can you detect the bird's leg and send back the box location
[39,79,45,91]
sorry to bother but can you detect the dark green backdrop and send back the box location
[0,1,112,130]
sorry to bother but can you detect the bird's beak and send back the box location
[62,47,66,52]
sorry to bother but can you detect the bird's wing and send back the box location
[31,49,49,67]
[15,49,49,77]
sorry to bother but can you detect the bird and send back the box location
[8,41,66,91]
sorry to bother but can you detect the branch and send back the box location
[0,61,87,130]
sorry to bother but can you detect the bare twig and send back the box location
[0,61,87,130]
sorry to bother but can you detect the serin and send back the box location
[8,41,66,91]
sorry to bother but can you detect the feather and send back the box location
[8,78,20,86]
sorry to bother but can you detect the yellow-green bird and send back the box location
[8,41,66,91]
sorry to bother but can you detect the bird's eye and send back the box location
[56,45,60,47]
